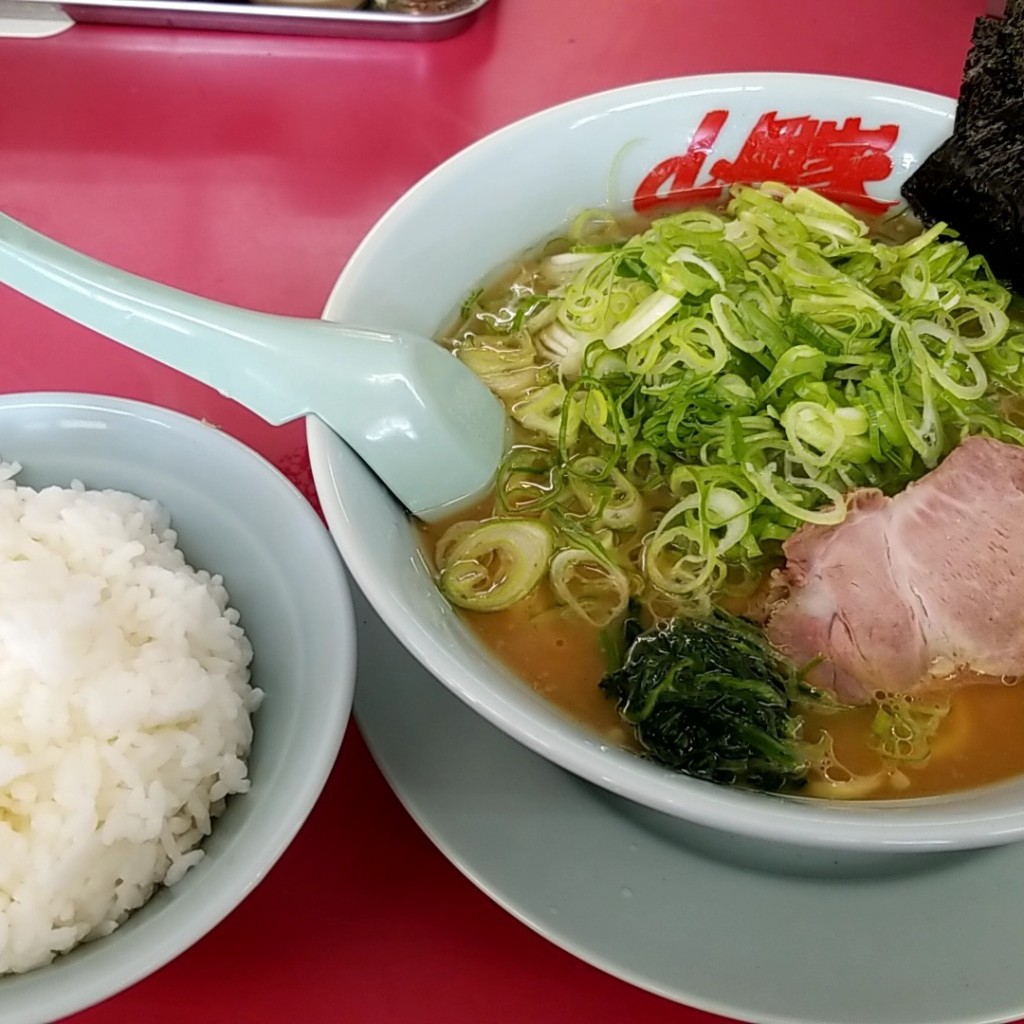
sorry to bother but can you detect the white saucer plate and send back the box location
[353,585,1023,1024]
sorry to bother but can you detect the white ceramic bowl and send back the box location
[308,73,1024,853]
[0,393,356,1023]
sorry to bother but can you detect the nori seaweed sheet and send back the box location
[900,11,1024,294]
[957,17,1018,125]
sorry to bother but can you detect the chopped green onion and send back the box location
[604,289,680,350]
[549,548,630,627]
[444,181,1024,618]
[436,519,553,611]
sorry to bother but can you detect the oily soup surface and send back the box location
[421,191,1024,801]
[421,512,1024,800]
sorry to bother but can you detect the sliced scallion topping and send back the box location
[444,181,1024,619]
[436,519,554,612]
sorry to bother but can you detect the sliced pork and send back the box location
[765,436,1024,704]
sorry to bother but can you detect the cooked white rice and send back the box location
[0,460,260,974]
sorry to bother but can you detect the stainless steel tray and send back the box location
[6,0,491,39]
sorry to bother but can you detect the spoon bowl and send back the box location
[0,210,506,520]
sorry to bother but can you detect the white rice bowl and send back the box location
[0,460,260,974]
[0,393,353,1023]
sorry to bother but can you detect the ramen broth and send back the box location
[421,507,1024,799]
[423,192,1024,800]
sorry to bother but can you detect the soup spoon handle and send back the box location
[0,210,507,520]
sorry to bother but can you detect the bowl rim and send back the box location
[305,72,1024,854]
[0,391,357,1020]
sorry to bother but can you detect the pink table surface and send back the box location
[0,1,1000,1020]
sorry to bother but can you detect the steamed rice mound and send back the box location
[0,461,260,974]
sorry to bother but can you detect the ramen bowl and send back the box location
[308,72,1024,853]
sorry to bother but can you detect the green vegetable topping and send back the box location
[447,182,1024,617]
[869,694,950,763]
[600,611,819,791]
[436,519,553,611]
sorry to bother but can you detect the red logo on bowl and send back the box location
[633,109,900,214]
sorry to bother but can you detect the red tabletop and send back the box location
[0,1,998,1021]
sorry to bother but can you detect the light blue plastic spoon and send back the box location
[0,210,507,521]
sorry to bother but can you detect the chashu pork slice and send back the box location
[765,436,1024,705]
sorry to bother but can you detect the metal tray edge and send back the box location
[7,0,491,39]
